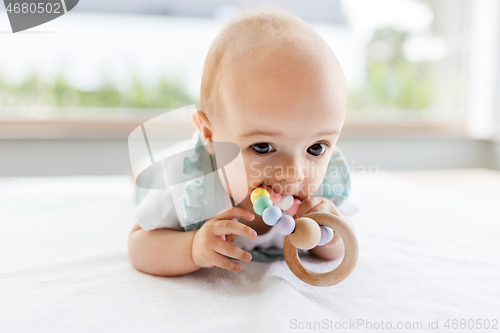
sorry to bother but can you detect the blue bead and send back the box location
[317,226,334,246]
[262,206,282,226]
[325,226,334,242]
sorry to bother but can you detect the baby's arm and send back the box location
[128,223,200,276]
[128,207,257,277]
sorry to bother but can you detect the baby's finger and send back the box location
[310,202,340,216]
[214,238,252,262]
[213,219,257,240]
[211,252,243,272]
[225,234,238,243]
[216,206,255,222]
[295,197,324,219]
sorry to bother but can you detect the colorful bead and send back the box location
[253,195,273,215]
[285,198,301,216]
[271,192,282,204]
[276,214,295,235]
[262,206,282,226]
[251,188,270,204]
[317,226,334,246]
[252,187,318,241]
[275,195,294,211]
[288,217,321,250]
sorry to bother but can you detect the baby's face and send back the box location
[213,47,346,209]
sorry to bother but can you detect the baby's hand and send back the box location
[295,196,341,248]
[192,207,257,272]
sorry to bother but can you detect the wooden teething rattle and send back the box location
[251,187,359,287]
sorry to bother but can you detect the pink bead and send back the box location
[276,214,295,235]
[285,198,301,216]
[271,192,282,204]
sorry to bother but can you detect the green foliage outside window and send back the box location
[0,27,448,121]
[0,71,197,111]
[348,27,437,118]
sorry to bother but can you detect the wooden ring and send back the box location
[283,212,359,287]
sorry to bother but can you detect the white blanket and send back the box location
[1,169,499,332]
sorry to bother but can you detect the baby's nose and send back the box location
[274,157,305,183]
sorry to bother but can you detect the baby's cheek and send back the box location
[298,180,323,198]
[248,178,262,188]
[244,165,259,186]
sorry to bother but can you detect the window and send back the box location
[0,0,498,137]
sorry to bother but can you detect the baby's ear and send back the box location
[191,109,202,131]
[192,109,214,154]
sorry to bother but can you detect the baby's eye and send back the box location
[251,143,275,154]
[307,142,328,156]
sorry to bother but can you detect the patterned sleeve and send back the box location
[312,145,351,207]
[133,132,201,231]
[133,187,183,231]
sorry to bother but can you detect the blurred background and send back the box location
[1,0,499,176]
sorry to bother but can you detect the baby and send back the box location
[128,6,353,276]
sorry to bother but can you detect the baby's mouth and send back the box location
[256,183,302,201]
[252,183,303,215]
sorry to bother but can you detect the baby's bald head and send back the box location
[200,6,347,125]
